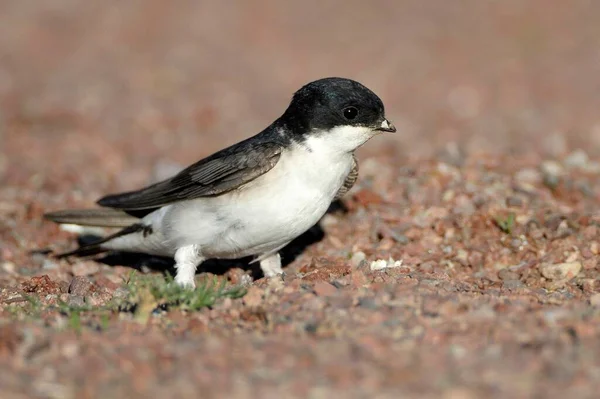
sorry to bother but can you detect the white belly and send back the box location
[157,143,353,258]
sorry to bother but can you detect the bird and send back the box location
[44,77,396,288]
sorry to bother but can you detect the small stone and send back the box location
[564,149,589,169]
[242,286,263,307]
[239,274,254,287]
[498,269,520,281]
[506,196,523,207]
[42,260,58,270]
[370,258,403,271]
[437,142,465,167]
[67,295,85,307]
[353,189,384,207]
[555,220,573,239]
[2,262,17,275]
[583,226,598,240]
[22,275,61,294]
[419,262,435,273]
[502,280,525,290]
[71,262,100,276]
[351,270,369,288]
[313,281,337,297]
[540,160,564,188]
[453,195,475,215]
[590,293,600,307]
[112,287,130,300]
[541,161,564,176]
[350,252,367,268]
[68,276,93,296]
[539,262,582,281]
[584,161,600,174]
[514,168,541,184]
[302,297,325,312]
[320,214,338,227]
[357,297,379,310]
[331,278,349,288]
[60,342,80,359]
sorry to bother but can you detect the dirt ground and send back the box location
[2,1,600,398]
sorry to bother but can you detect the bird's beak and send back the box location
[375,118,396,133]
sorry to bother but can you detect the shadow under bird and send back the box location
[44,77,396,288]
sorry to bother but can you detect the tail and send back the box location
[44,208,146,258]
[44,208,140,228]
[54,223,151,258]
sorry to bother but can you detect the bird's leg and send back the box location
[259,252,283,278]
[174,245,204,289]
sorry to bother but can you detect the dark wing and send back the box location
[334,153,359,200]
[98,141,283,210]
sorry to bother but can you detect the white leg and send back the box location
[259,252,283,278]
[174,245,204,289]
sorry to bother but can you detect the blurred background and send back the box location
[1,0,600,192]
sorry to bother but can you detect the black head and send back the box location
[278,77,395,135]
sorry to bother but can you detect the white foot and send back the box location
[259,252,283,278]
[174,245,204,289]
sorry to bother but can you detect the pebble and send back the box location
[242,286,263,307]
[351,270,369,288]
[502,280,526,290]
[498,269,520,281]
[437,142,465,167]
[42,259,58,270]
[370,258,403,271]
[357,297,379,310]
[67,295,85,307]
[313,281,337,297]
[112,287,130,300]
[590,293,600,307]
[350,252,367,268]
[540,160,564,188]
[506,196,523,207]
[539,262,582,281]
[564,149,588,169]
[71,262,100,276]
[514,168,541,184]
[68,276,93,296]
[2,261,17,275]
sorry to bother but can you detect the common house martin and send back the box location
[44,77,396,288]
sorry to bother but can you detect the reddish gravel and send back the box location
[2,1,600,398]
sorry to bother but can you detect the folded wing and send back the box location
[97,141,283,210]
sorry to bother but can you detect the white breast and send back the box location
[156,126,375,258]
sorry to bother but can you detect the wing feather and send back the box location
[97,141,282,209]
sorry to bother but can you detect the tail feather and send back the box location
[44,208,140,228]
[54,223,149,258]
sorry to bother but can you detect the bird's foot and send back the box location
[259,252,283,278]
[174,245,204,289]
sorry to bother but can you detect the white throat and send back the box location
[302,125,376,155]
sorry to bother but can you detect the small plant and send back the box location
[131,274,245,310]
[124,274,247,323]
[494,212,516,234]
[4,294,43,318]
[69,312,82,334]
[3,273,246,330]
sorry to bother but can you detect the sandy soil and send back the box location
[1,1,600,398]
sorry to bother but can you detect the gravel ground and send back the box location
[2,1,600,398]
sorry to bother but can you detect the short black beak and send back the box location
[375,118,396,133]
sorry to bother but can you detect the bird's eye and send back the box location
[343,106,359,120]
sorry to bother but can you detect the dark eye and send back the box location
[343,106,359,120]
